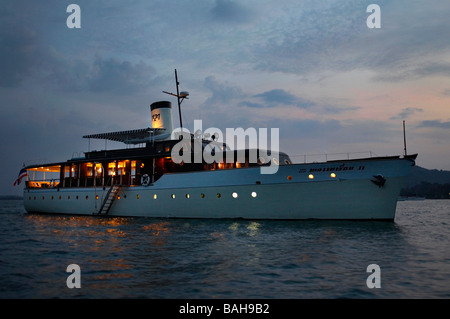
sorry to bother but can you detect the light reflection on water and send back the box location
[0,200,449,298]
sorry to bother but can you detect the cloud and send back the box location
[88,57,156,94]
[390,107,424,120]
[252,1,450,82]
[0,27,39,87]
[256,89,313,107]
[240,89,315,109]
[419,120,450,129]
[210,0,253,24]
[203,76,245,105]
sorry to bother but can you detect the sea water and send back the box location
[0,199,448,299]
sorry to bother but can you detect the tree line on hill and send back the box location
[400,166,450,199]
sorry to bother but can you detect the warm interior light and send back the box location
[186,194,190,198]
[171,194,175,199]
[308,174,314,179]
[251,192,257,198]
[232,192,238,198]
[153,194,157,199]
[331,173,336,178]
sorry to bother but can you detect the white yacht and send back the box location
[20,72,417,220]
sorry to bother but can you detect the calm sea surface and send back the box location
[0,199,448,299]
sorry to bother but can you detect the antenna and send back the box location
[403,120,407,156]
[163,69,189,130]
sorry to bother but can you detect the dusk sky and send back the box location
[1,0,450,196]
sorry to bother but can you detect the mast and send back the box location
[163,69,189,131]
[175,69,182,130]
[403,120,407,156]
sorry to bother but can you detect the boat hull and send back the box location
[23,156,415,220]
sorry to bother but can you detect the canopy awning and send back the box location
[83,128,166,144]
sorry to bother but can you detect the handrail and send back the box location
[289,151,376,164]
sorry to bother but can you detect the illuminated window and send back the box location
[96,195,99,200]
[171,194,175,199]
[200,193,205,198]
[251,192,257,198]
[287,175,292,181]
[136,194,140,199]
[330,173,336,178]
[308,174,314,179]
[217,193,221,198]
[153,194,157,199]
[232,192,238,198]
[186,194,190,199]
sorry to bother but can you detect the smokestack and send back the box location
[150,101,173,140]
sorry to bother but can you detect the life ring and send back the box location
[141,174,150,186]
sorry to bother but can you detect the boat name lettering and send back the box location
[308,166,355,173]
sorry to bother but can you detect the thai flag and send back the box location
[13,167,28,186]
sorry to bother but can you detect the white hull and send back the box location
[23,156,415,220]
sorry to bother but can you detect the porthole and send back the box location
[117,195,121,200]
[51,196,54,200]
[76,195,79,200]
[251,192,257,198]
[86,195,89,200]
[171,194,176,199]
[200,193,205,198]
[217,193,221,198]
[232,192,238,198]
[136,194,140,199]
[96,195,99,200]
[308,174,314,179]
[185,194,190,199]
[330,173,336,178]
[153,194,157,199]
[287,175,292,181]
